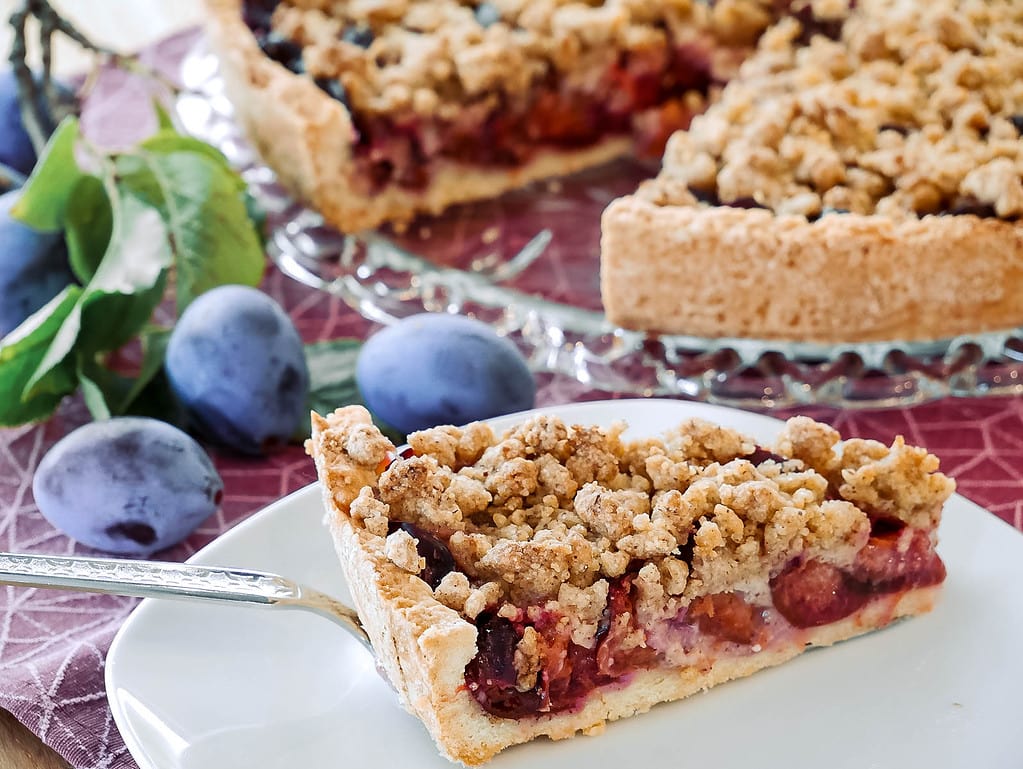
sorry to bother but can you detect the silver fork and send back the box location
[0,551,373,653]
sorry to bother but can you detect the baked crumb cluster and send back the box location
[317,409,954,644]
[265,0,778,118]
[640,0,1023,220]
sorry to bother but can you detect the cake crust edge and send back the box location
[601,195,1023,342]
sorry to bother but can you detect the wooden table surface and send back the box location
[0,710,67,769]
[1,4,202,765]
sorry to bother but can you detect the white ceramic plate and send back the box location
[107,399,1023,769]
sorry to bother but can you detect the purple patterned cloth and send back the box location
[2,29,1023,769]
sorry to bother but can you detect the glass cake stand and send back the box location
[175,39,1023,409]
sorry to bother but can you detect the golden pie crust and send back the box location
[601,198,1023,341]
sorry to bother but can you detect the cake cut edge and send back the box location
[204,0,637,234]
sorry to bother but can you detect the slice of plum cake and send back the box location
[307,405,953,765]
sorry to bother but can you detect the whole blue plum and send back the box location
[0,189,75,338]
[32,417,223,555]
[165,285,310,454]
[0,69,39,176]
[356,313,536,434]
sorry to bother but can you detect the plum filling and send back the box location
[465,578,647,718]
[242,0,279,35]
[465,614,546,718]
[849,522,946,591]
[746,446,789,465]
[771,521,945,628]
[387,520,456,589]
[342,43,714,193]
[686,592,765,646]
[944,195,998,218]
[770,559,870,628]
[464,523,944,719]
[377,445,417,474]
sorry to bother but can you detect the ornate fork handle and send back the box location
[0,551,372,652]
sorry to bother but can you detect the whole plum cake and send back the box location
[205,0,797,232]
[307,405,954,765]
[209,0,1021,344]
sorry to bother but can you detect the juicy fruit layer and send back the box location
[340,45,711,193]
[417,515,944,719]
[241,0,715,194]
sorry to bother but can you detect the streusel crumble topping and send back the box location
[640,0,1023,220]
[317,410,954,628]
[265,0,777,119]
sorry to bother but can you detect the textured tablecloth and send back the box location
[2,28,1023,769]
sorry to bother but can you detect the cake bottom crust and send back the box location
[323,491,941,766]
[601,195,1023,342]
[309,140,634,235]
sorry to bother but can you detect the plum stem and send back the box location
[7,2,50,153]
[6,0,182,155]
